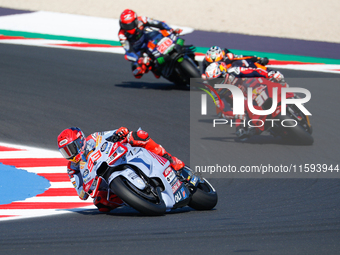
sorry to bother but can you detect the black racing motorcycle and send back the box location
[144,29,201,86]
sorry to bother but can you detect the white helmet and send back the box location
[205,46,225,63]
[205,62,227,80]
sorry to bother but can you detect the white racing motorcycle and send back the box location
[81,135,218,215]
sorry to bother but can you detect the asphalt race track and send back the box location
[0,43,340,254]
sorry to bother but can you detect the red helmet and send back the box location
[120,9,138,34]
[57,127,86,163]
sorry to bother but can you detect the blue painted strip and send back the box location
[0,163,50,205]
[0,7,34,17]
[183,30,340,59]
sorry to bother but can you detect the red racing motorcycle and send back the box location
[210,77,313,145]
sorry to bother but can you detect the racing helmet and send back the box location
[57,127,86,163]
[205,62,228,79]
[205,46,225,63]
[120,9,138,34]
[204,62,228,85]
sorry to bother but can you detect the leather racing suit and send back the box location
[118,16,173,78]
[201,48,269,78]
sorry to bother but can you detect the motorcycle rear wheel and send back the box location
[278,114,314,145]
[178,58,201,85]
[110,176,166,216]
[188,178,218,210]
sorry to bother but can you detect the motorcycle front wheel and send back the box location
[110,176,166,216]
[188,178,218,210]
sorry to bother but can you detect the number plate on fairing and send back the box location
[157,37,174,54]
[174,187,188,203]
[106,142,128,166]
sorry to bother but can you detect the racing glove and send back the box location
[138,56,151,66]
[132,66,145,78]
[112,127,130,142]
[170,28,183,35]
[226,52,235,61]
[268,71,285,83]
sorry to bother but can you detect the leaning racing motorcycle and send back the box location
[241,78,313,144]
[208,77,313,145]
[144,29,201,86]
[81,135,218,215]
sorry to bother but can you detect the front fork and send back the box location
[178,166,200,188]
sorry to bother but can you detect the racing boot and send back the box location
[236,126,259,141]
[94,190,123,213]
[234,115,259,141]
[151,68,161,79]
[127,130,185,171]
[162,153,185,171]
[132,66,144,79]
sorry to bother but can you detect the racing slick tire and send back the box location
[179,58,201,85]
[278,114,314,145]
[110,176,166,216]
[188,178,218,210]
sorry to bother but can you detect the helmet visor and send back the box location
[59,138,84,160]
[121,19,138,31]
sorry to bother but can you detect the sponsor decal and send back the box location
[79,161,86,170]
[163,166,173,177]
[171,180,182,193]
[95,135,102,147]
[100,142,108,152]
[79,190,87,200]
[181,187,188,199]
[123,13,133,21]
[174,191,182,203]
[67,168,76,175]
[170,177,177,187]
[105,143,112,154]
[83,175,92,184]
[59,139,68,146]
[163,167,176,185]
[92,178,97,188]
[190,175,198,186]
[83,179,94,192]
[108,143,119,157]
[83,169,89,178]
[128,171,139,180]
[107,144,128,166]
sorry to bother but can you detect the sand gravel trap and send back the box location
[0,0,339,43]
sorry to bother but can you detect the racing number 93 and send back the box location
[88,150,102,172]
